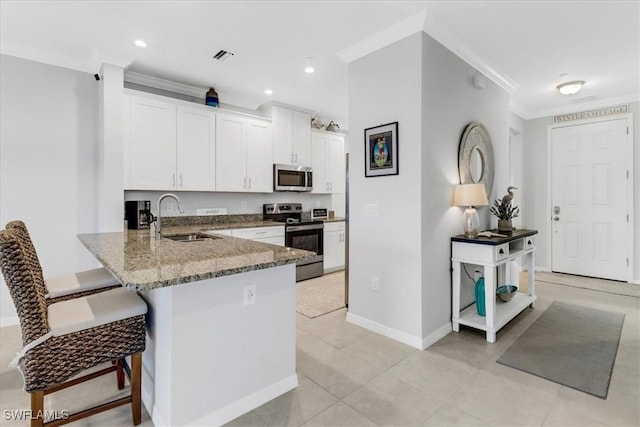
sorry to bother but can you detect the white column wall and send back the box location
[0,55,100,324]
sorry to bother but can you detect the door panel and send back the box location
[551,118,628,281]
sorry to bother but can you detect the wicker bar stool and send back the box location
[5,221,120,304]
[0,228,147,427]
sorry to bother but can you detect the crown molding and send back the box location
[336,9,518,94]
[512,93,640,120]
[124,71,208,99]
[1,41,96,74]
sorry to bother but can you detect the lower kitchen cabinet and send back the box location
[232,226,285,246]
[324,221,345,273]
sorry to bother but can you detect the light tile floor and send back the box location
[1,273,638,426]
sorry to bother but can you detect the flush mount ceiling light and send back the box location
[304,57,314,74]
[556,80,585,95]
[264,89,273,95]
[133,40,147,48]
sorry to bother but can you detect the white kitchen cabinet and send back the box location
[216,113,273,193]
[324,221,345,272]
[265,105,311,166]
[125,95,177,190]
[232,226,285,246]
[311,130,346,194]
[124,93,215,191]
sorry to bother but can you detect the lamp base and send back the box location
[463,207,480,238]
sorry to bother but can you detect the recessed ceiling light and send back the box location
[264,89,273,95]
[304,57,314,74]
[556,80,585,95]
[134,40,147,48]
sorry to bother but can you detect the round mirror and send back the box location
[458,122,494,195]
[470,147,484,183]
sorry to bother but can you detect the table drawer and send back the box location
[495,243,509,261]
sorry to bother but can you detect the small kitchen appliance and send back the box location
[125,200,152,229]
[273,164,313,192]
[263,203,324,281]
[311,208,328,221]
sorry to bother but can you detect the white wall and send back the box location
[347,32,511,348]
[420,33,511,342]
[348,33,424,342]
[0,55,101,323]
[522,101,639,282]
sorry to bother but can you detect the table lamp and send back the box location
[453,183,488,238]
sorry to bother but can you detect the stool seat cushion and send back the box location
[45,267,119,299]
[48,288,147,336]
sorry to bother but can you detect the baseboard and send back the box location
[1,316,19,328]
[535,265,551,272]
[346,312,424,349]
[421,323,453,349]
[188,374,298,426]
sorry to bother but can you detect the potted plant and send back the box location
[490,186,519,233]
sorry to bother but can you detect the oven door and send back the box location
[286,223,324,258]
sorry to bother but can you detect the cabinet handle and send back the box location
[172,174,176,187]
[527,240,532,245]
[180,174,183,187]
[248,178,252,189]
[330,182,333,191]
[243,177,247,189]
[295,153,298,164]
[291,153,294,164]
[499,249,504,254]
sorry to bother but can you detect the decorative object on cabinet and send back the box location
[326,121,340,132]
[311,117,325,129]
[474,275,486,316]
[453,183,489,238]
[458,122,495,196]
[490,186,519,233]
[364,121,398,177]
[205,87,219,107]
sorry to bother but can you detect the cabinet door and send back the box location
[327,134,345,193]
[127,96,177,190]
[246,119,273,193]
[272,106,293,164]
[216,113,246,192]
[177,106,215,191]
[311,132,328,193]
[293,111,311,165]
[323,229,342,271]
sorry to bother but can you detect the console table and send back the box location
[451,229,537,343]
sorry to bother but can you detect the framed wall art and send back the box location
[364,121,398,177]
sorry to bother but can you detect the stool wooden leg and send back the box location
[115,359,125,390]
[131,353,142,425]
[30,391,44,427]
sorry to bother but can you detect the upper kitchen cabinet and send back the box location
[216,113,273,193]
[124,93,216,191]
[262,105,311,166]
[311,130,346,194]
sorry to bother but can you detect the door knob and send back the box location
[553,216,560,221]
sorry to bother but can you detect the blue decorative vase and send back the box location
[474,277,486,317]
[205,88,219,107]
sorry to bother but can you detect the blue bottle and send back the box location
[205,88,219,107]
[474,276,486,317]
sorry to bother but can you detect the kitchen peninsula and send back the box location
[78,229,315,426]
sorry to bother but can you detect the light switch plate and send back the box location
[364,204,379,217]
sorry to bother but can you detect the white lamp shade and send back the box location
[453,183,488,207]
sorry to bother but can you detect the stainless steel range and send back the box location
[263,203,324,281]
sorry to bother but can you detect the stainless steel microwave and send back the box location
[273,164,313,192]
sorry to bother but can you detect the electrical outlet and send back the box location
[243,284,256,305]
[241,201,248,210]
[371,277,380,292]
[166,202,174,212]
[364,204,379,217]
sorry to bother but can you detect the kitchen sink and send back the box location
[164,233,221,242]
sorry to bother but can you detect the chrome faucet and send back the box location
[155,193,185,240]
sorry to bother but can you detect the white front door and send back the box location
[551,118,630,281]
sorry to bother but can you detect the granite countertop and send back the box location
[78,230,315,291]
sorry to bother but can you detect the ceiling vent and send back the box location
[213,50,235,61]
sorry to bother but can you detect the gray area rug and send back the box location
[497,301,624,398]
